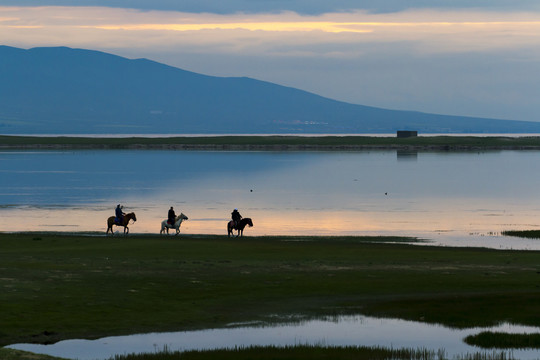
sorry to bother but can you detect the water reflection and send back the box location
[9,316,540,360]
[396,150,418,161]
[1,150,540,249]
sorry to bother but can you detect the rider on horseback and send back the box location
[168,206,176,226]
[115,204,125,225]
[231,208,242,228]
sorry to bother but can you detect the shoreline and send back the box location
[2,134,540,150]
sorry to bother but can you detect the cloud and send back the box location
[2,6,540,56]
[1,0,540,14]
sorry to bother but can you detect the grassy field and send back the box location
[465,331,540,349]
[2,232,540,351]
[1,134,540,150]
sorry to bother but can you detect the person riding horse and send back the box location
[231,208,242,229]
[115,204,125,225]
[168,206,176,226]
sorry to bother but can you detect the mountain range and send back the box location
[1,45,539,134]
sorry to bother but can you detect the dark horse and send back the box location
[227,218,253,237]
[106,212,137,235]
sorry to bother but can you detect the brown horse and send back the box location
[106,212,137,235]
[227,217,253,237]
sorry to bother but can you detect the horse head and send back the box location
[245,218,253,227]
[129,212,137,222]
[179,213,188,221]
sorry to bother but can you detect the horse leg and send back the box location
[161,224,168,234]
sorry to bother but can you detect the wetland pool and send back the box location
[1,149,540,249]
[8,315,540,360]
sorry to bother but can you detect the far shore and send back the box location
[1,134,540,150]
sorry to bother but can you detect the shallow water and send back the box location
[8,315,540,360]
[1,149,540,249]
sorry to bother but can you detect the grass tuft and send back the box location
[108,345,516,360]
[464,331,540,349]
[502,230,540,239]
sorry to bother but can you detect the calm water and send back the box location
[9,315,540,360]
[1,149,540,248]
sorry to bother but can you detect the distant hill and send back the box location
[1,45,540,134]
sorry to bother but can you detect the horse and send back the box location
[160,213,188,235]
[106,212,137,235]
[227,218,253,237]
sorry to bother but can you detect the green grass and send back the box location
[1,135,540,150]
[464,331,540,349]
[2,233,540,349]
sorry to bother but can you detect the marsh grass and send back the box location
[109,345,515,360]
[1,135,540,150]
[464,331,540,349]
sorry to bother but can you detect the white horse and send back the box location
[160,213,188,235]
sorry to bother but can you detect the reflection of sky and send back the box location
[9,316,540,360]
[0,150,299,204]
[2,150,540,247]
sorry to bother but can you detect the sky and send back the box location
[1,1,540,122]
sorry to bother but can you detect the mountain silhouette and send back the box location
[1,45,539,134]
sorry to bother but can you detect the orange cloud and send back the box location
[1,6,540,56]
[91,22,374,33]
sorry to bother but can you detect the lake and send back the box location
[1,149,540,249]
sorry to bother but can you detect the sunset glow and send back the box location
[2,6,539,54]
[91,22,374,33]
